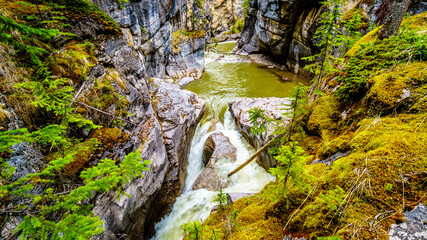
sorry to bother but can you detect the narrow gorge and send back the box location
[0,0,425,240]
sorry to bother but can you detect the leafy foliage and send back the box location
[269,142,309,198]
[2,151,149,239]
[0,14,60,66]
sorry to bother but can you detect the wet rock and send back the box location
[147,78,206,235]
[234,0,322,74]
[227,192,253,203]
[167,35,205,83]
[7,142,45,181]
[206,0,245,38]
[93,110,169,240]
[312,151,350,166]
[229,97,291,170]
[388,204,427,240]
[202,132,237,167]
[193,132,237,191]
[93,0,205,80]
[193,166,225,192]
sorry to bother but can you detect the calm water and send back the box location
[185,41,309,121]
[152,41,309,240]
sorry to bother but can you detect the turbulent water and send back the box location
[152,41,308,240]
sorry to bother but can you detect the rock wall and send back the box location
[234,0,322,75]
[92,0,205,81]
[71,1,209,238]
[234,0,426,75]
[205,0,245,38]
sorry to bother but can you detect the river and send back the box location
[152,41,309,240]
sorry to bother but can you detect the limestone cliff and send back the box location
[0,0,207,239]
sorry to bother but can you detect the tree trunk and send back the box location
[378,0,411,40]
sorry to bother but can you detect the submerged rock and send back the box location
[229,97,291,170]
[193,132,237,191]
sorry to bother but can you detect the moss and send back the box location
[341,0,369,25]
[104,70,127,90]
[200,196,283,240]
[0,107,7,125]
[345,27,380,56]
[364,62,427,113]
[47,138,98,175]
[307,95,341,133]
[171,29,205,53]
[346,11,427,57]
[230,18,245,34]
[51,41,97,83]
[317,133,352,158]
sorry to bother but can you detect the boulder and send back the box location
[388,204,427,239]
[193,132,237,191]
[202,132,237,167]
[228,97,291,170]
[234,0,322,75]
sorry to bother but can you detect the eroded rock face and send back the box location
[193,132,236,191]
[206,0,245,37]
[167,36,205,83]
[145,78,206,237]
[88,32,171,239]
[234,0,322,74]
[229,97,291,170]
[7,142,45,181]
[93,0,205,80]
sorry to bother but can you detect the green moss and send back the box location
[171,29,205,53]
[230,18,245,34]
[317,133,352,158]
[47,138,99,175]
[364,62,427,113]
[308,95,341,133]
[51,41,97,83]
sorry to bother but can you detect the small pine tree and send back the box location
[213,186,228,211]
[181,221,204,240]
[269,141,308,196]
[302,0,343,91]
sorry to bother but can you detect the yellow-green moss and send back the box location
[47,138,98,175]
[104,70,127,90]
[345,27,381,56]
[308,95,341,133]
[346,11,427,57]
[317,133,352,158]
[52,41,97,83]
[199,196,283,240]
[365,62,427,111]
[171,29,205,53]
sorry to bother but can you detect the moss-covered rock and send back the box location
[364,62,427,113]
[307,95,341,134]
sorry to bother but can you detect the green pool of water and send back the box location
[185,41,310,121]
